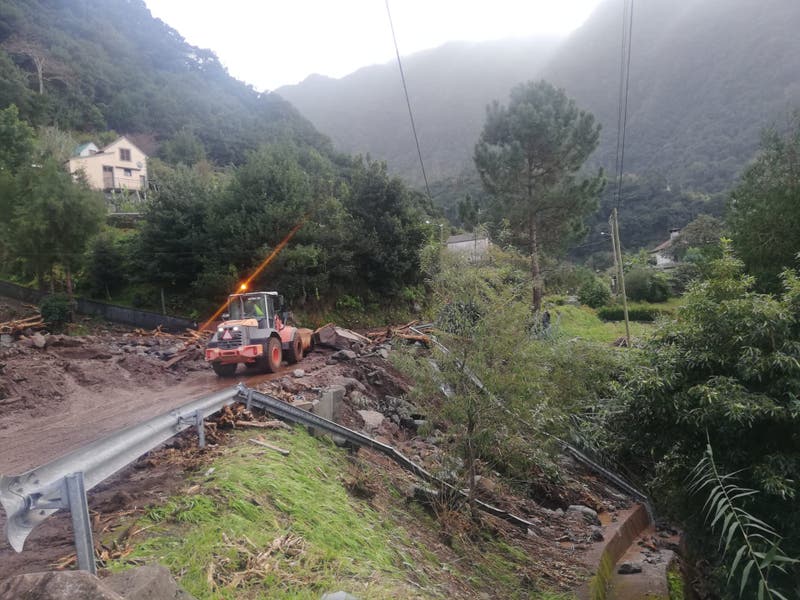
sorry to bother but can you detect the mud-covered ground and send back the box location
[0,304,638,590]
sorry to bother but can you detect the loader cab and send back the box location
[226,292,280,329]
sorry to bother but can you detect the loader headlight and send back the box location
[217,327,224,333]
[232,326,240,331]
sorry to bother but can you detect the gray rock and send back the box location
[0,571,125,600]
[32,332,47,349]
[281,377,301,394]
[333,349,358,361]
[332,376,367,393]
[567,504,601,526]
[349,390,371,410]
[617,562,643,574]
[357,410,385,432]
[321,592,359,600]
[103,564,196,600]
[0,333,13,347]
[590,526,605,542]
[292,369,305,378]
[377,348,389,359]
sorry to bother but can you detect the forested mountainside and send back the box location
[543,0,800,194]
[278,0,800,247]
[277,36,560,184]
[0,0,330,164]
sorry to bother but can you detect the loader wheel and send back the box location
[212,362,237,377]
[264,336,282,373]
[286,334,303,364]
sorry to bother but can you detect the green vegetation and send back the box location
[690,443,797,599]
[393,248,631,502]
[111,427,572,599]
[588,243,800,593]
[0,0,328,165]
[475,80,604,312]
[550,304,653,343]
[729,112,800,292]
[667,564,685,600]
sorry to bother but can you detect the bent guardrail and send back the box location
[1,383,536,574]
[239,384,535,529]
[0,387,240,572]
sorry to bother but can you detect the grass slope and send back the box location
[109,428,573,599]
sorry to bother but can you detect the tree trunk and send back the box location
[529,219,543,313]
[65,266,73,299]
[33,54,45,95]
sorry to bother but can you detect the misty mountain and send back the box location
[0,0,331,165]
[278,0,800,197]
[277,36,560,185]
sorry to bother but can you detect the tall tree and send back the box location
[474,80,603,312]
[12,159,105,293]
[729,113,800,291]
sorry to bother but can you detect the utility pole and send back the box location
[609,208,631,346]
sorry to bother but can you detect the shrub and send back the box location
[40,293,72,325]
[578,277,611,308]
[624,267,671,302]
[596,304,671,322]
[592,243,800,591]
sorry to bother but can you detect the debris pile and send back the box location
[364,320,431,345]
[0,306,44,338]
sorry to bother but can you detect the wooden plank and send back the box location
[248,438,290,456]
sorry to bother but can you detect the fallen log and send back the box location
[235,419,293,431]
[248,438,290,456]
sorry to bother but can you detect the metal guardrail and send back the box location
[1,383,537,574]
[412,326,652,511]
[239,385,535,529]
[0,387,240,572]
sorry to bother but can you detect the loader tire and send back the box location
[286,334,303,364]
[264,336,282,373]
[212,362,237,377]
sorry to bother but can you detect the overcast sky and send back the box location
[144,0,602,91]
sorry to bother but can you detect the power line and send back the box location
[384,0,432,201]
[614,0,635,211]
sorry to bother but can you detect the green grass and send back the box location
[110,428,572,599]
[552,304,655,343]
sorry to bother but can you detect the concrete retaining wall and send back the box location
[0,280,196,332]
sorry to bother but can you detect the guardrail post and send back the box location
[194,411,205,448]
[65,472,96,575]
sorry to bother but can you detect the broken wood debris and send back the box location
[365,320,432,345]
[0,312,45,335]
[248,438,290,456]
[235,419,292,431]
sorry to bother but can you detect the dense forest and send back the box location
[0,0,434,315]
[279,0,800,248]
[0,0,329,165]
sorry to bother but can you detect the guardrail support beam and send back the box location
[195,411,206,448]
[65,472,96,574]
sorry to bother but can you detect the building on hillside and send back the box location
[446,232,490,261]
[650,228,681,267]
[67,136,148,195]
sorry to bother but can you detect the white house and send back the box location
[67,136,148,193]
[650,228,681,267]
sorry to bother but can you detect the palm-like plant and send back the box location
[689,442,798,599]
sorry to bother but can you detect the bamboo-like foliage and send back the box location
[689,442,798,599]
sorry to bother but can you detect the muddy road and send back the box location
[0,331,317,475]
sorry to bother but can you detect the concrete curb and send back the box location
[576,503,652,600]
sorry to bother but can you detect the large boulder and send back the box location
[103,564,195,600]
[0,571,125,600]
